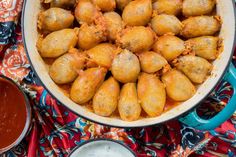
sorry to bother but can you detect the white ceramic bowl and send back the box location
[22,0,236,128]
[68,139,136,157]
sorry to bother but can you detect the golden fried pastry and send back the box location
[70,67,107,104]
[116,0,132,10]
[46,0,76,8]
[37,29,78,58]
[118,26,155,53]
[104,12,123,41]
[153,35,185,61]
[176,55,213,84]
[111,49,140,83]
[78,24,107,50]
[93,77,120,116]
[92,0,116,12]
[38,8,74,31]
[137,73,166,117]
[186,36,219,60]
[122,0,152,26]
[118,83,141,121]
[75,0,99,24]
[161,69,196,101]
[86,43,116,68]
[183,0,216,17]
[151,14,182,36]
[181,16,221,38]
[138,51,168,73]
[152,0,182,15]
[49,50,85,84]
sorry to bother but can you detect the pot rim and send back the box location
[0,75,32,154]
[67,138,136,157]
[21,0,236,128]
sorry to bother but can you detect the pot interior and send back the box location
[22,0,236,127]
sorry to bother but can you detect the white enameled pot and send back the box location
[22,0,236,130]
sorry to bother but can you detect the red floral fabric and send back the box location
[0,1,236,157]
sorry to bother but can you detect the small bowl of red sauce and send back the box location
[0,75,31,154]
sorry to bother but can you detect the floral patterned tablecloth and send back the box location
[1,0,236,157]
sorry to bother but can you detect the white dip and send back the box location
[70,140,135,157]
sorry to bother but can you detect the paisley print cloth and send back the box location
[0,1,236,157]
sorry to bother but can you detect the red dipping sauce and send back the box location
[0,77,29,152]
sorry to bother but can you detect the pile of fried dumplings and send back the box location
[37,0,221,121]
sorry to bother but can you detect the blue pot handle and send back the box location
[179,63,236,130]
